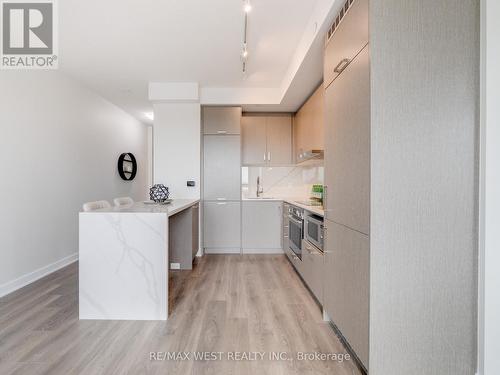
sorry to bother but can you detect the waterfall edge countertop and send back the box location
[83,199,199,216]
[79,199,199,321]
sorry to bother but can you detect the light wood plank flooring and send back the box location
[0,255,361,375]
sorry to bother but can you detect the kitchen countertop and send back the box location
[79,198,200,321]
[242,196,324,217]
[284,199,324,217]
[81,199,199,217]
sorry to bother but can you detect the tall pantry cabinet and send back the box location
[202,107,242,254]
[322,0,479,374]
[322,0,370,370]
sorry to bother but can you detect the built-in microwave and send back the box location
[304,214,324,251]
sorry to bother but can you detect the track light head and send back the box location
[243,0,252,13]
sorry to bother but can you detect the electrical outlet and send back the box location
[170,263,180,270]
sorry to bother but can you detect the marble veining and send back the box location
[78,198,198,320]
[105,214,161,314]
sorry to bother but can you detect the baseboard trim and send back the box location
[0,253,78,298]
[326,318,368,375]
[242,248,284,254]
[204,248,241,254]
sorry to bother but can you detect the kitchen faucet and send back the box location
[256,176,264,197]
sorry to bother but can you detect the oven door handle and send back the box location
[288,216,303,226]
[304,242,323,255]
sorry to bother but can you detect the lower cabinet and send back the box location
[324,219,369,368]
[285,246,304,275]
[169,203,200,270]
[203,201,241,253]
[301,240,324,304]
[242,201,282,252]
[191,203,199,259]
[282,203,290,252]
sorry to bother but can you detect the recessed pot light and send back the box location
[243,0,252,13]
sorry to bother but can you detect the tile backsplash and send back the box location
[242,162,324,199]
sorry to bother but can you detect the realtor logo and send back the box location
[1,0,58,69]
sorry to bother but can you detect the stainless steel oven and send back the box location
[288,206,304,260]
[305,214,324,251]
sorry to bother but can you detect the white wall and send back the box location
[479,0,500,373]
[153,102,200,199]
[0,71,149,296]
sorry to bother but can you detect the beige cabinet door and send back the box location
[324,0,369,89]
[282,203,290,252]
[294,85,324,162]
[203,135,241,201]
[266,115,292,165]
[242,201,282,250]
[310,87,325,149]
[323,219,369,368]
[302,240,324,305]
[324,45,370,235]
[203,107,241,135]
[203,201,241,251]
[241,115,267,165]
[191,204,199,259]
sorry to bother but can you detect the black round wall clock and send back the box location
[118,153,137,181]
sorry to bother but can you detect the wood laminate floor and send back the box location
[0,255,362,375]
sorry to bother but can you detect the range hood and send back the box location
[297,149,324,163]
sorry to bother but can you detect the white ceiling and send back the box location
[59,0,340,124]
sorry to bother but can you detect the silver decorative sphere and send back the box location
[149,184,170,203]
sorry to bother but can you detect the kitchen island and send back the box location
[79,199,199,320]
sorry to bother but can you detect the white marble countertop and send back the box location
[81,199,199,217]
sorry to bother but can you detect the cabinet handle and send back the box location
[217,198,227,201]
[217,130,227,134]
[323,185,328,220]
[264,153,267,161]
[305,244,323,256]
[268,152,271,161]
[305,244,313,254]
[323,226,332,253]
[217,202,227,205]
[333,58,350,74]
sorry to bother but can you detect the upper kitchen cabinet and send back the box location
[294,85,324,163]
[266,115,293,165]
[203,107,242,135]
[323,0,368,89]
[241,115,267,165]
[241,114,292,166]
